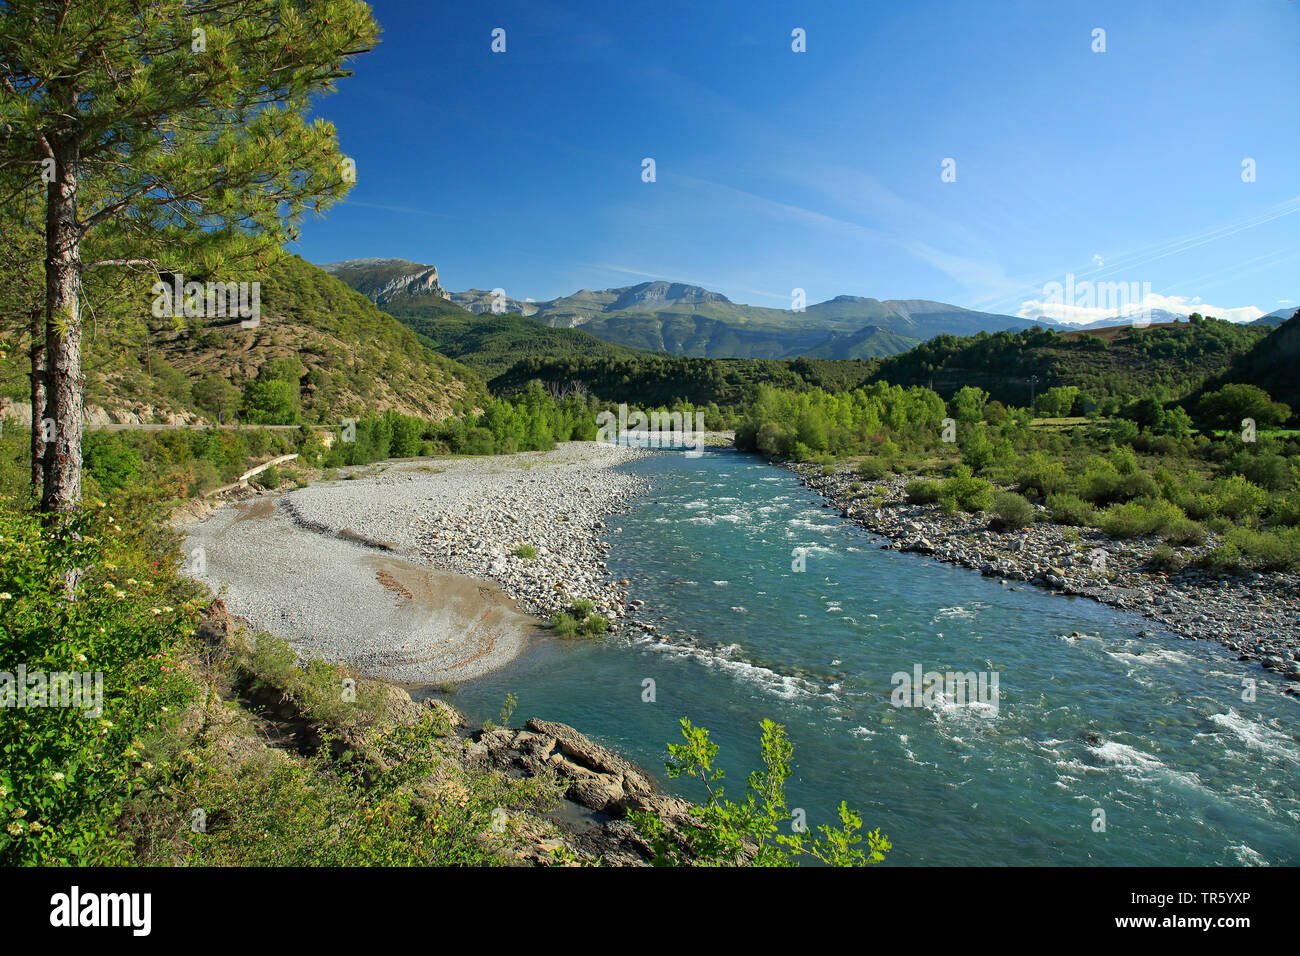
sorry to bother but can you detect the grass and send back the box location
[512,543,538,560]
[548,599,608,639]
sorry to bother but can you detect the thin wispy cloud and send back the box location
[982,196,1300,319]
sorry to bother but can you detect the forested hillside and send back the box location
[385,300,648,377]
[1192,313,1300,411]
[865,317,1266,410]
[489,354,879,407]
[0,255,487,427]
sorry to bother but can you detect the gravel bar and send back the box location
[181,442,653,683]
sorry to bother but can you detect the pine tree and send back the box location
[0,0,379,516]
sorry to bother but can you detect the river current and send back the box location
[443,447,1299,865]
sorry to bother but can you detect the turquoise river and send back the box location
[439,447,1300,865]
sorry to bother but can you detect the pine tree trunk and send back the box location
[28,304,45,492]
[40,137,83,517]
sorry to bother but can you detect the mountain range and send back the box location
[327,259,1050,362]
[323,257,1289,368]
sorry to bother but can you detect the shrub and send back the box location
[0,501,201,865]
[1271,491,1300,527]
[1078,457,1121,504]
[581,615,609,636]
[855,458,887,480]
[1047,492,1097,526]
[547,613,580,637]
[1225,527,1300,572]
[1182,493,1221,521]
[1115,470,1159,502]
[1162,518,1204,545]
[1016,454,1070,497]
[1109,444,1140,476]
[905,480,943,505]
[960,429,994,472]
[991,492,1035,529]
[942,466,994,512]
[628,718,891,867]
[1211,475,1266,522]
[1099,502,1156,538]
[254,464,281,490]
[1195,545,1245,575]
[1229,452,1293,492]
[512,544,538,560]
[1147,544,1184,572]
[1099,498,1188,539]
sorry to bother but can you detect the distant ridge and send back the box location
[320,256,1276,365]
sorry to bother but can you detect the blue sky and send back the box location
[292,0,1299,322]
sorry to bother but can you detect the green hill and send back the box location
[0,254,486,427]
[1193,313,1300,412]
[866,318,1268,407]
[489,354,878,407]
[383,300,649,378]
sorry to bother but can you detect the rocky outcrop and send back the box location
[195,599,697,865]
[468,718,658,812]
[1,398,200,429]
[462,716,700,865]
[320,257,451,305]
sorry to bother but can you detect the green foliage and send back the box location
[511,543,538,560]
[254,464,281,490]
[1035,385,1079,418]
[1120,396,1165,432]
[736,382,945,459]
[80,427,304,498]
[949,385,989,423]
[1097,498,1189,539]
[905,479,943,505]
[1223,526,1300,572]
[941,465,995,513]
[991,491,1035,529]
[1046,492,1098,526]
[192,375,242,422]
[548,598,607,638]
[176,641,549,866]
[1016,453,1071,497]
[870,320,1266,408]
[960,427,994,472]
[387,303,645,379]
[547,613,580,638]
[1147,544,1185,572]
[243,379,300,425]
[1198,383,1291,429]
[490,354,877,411]
[629,718,890,867]
[0,499,202,864]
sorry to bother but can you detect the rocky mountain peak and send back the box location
[610,281,731,311]
[319,257,450,305]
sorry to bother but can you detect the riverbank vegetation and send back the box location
[630,718,891,867]
[735,377,1300,572]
